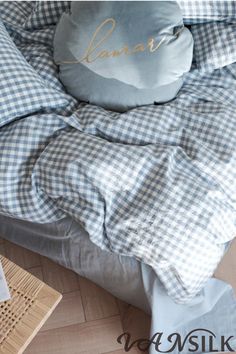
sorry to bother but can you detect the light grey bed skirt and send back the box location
[0,214,151,313]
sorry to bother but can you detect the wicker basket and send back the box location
[0,256,62,354]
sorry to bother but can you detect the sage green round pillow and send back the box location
[54,1,193,112]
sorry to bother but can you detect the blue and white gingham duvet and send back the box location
[0,1,236,304]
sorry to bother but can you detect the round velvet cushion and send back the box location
[54,1,193,112]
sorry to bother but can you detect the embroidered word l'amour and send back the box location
[57,17,182,64]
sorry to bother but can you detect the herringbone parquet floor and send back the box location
[0,236,235,354]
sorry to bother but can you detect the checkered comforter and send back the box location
[1,1,236,304]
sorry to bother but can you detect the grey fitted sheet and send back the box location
[0,214,151,314]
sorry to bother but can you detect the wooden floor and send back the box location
[0,237,235,354]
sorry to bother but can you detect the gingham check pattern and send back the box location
[0,1,236,304]
[178,0,236,23]
[0,19,68,127]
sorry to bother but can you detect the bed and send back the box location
[1,1,236,352]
